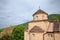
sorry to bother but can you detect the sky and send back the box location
[0,0,60,28]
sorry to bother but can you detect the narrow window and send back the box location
[48,33,53,37]
[42,15,44,20]
[36,16,38,20]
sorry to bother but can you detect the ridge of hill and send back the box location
[0,26,14,38]
[48,14,60,22]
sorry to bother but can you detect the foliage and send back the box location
[12,23,28,40]
[0,29,3,32]
[0,34,11,40]
[48,14,60,22]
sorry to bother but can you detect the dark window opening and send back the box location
[36,16,38,20]
[48,33,53,37]
[32,33,35,36]
[42,15,44,20]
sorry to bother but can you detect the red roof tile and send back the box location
[33,9,48,16]
[30,26,44,33]
[28,20,48,23]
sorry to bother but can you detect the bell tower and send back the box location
[33,9,48,21]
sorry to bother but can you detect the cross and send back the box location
[39,6,40,9]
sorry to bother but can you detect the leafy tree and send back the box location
[12,23,28,40]
[1,34,11,40]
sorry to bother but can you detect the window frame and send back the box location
[36,16,38,20]
[42,15,44,20]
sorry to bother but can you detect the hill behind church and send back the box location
[0,14,60,40]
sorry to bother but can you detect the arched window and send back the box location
[42,15,44,20]
[36,16,38,20]
[48,33,54,37]
[32,33,35,36]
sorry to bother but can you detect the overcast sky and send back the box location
[0,0,60,28]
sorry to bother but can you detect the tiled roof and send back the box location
[30,26,44,33]
[28,20,48,23]
[53,21,59,32]
[33,9,48,16]
[47,21,60,33]
[47,23,54,32]
[24,21,60,33]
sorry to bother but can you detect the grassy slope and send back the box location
[0,26,14,39]
[0,23,28,40]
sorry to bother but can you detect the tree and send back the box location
[1,34,11,40]
[12,23,27,40]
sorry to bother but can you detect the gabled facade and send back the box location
[24,9,60,40]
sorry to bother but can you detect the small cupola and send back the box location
[33,9,48,21]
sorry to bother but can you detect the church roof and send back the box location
[47,21,60,33]
[28,20,48,23]
[53,21,59,32]
[33,9,48,16]
[30,26,44,33]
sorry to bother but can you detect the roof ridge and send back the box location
[33,9,48,16]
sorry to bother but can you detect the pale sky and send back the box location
[0,0,60,28]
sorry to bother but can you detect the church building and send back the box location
[24,9,60,40]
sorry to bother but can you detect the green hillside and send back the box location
[0,23,28,40]
[48,14,60,22]
[0,14,60,40]
[0,26,14,40]
[0,29,3,32]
